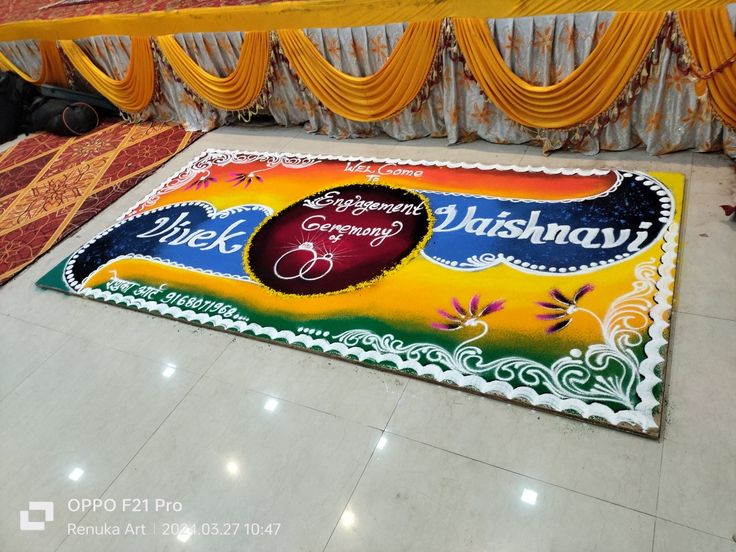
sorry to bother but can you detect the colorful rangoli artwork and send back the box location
[37,149,684,437]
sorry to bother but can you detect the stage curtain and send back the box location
[679,7,736,128]
[59,36,154,113]
[156,31,269,111]
[0,0,731,42]
[453,11,665,128]
[0,40,66,86]
[277,20,441,122]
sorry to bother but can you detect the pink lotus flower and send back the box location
[431,295,505,331]
[228,172,264,189]
[536,284,594,334]
[184,176,217,191]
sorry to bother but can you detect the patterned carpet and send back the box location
[0,121,201,285]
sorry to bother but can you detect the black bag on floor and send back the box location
[29,99,99,136]
[0,71,38,143]
[0,93,21,144]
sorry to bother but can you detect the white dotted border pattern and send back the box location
[118,147,616,222]
[422,171,674,275]
[79,220,677,434]
[63,201,272,291]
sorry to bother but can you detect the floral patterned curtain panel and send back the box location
[445,9,734,154]
[0,5,734,156]
[270,23,447,141]
[0,39,65,85]
[60,36,154,112]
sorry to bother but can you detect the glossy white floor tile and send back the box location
[0,337,200,552]
[0,125,734,552]
[285,133,399,159]
[56,377,381,552]
[520,146,695,176]
[658,440,736,541]
[324,434,655,552]
[75,306,236,375]
[675,162,736,321]
[0,314,69,400]
[387,379,663,513]
[663,314,736,453]
[208,338,406,428]
[653,520,736,552]
[390,136,529,166]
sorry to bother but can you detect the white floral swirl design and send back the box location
[483,346,637,409]
[603,261,658,353]
[458,253,501,270]
[337,330,456,367]
[121,149,322,219]
[119,148,622,222]
[335,258,662,410]
[77,225,676,432]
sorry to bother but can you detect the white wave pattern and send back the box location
[119,147,618,221]
[333,245,675,427]
[78,220,677,432]
[120,150,323,219]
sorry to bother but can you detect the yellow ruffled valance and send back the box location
[0,40,66,86]
[0,6,733,130]
[277,21,441,122]
[59,36,154,113]
[156,32,269,111]
[453,11,665,129]
[0,0,730,42]
[679,7,736,128]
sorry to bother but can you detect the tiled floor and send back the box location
[1,126,734,552]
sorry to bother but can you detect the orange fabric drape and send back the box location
[0,40,66,86]
[59,36,154,113]
[277,21,441,122]
[678,7,736,128]
[156,32,269,111]
[453,11,665,129]
[0,0,730,43]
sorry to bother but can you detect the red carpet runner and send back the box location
[0,121,201,284]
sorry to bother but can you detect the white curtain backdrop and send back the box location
[1,5,734,156]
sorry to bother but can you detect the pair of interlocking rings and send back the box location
[273,242,334,281]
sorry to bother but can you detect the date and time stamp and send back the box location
[67,521,282,539]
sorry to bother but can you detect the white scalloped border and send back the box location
[64,201,272,291]
[120,147,618,221]
[422,170,675,276]
[120,149,674,278]
[63,148,678,434]
[78,220,676,434]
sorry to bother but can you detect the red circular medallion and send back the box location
[245,184,432,295]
